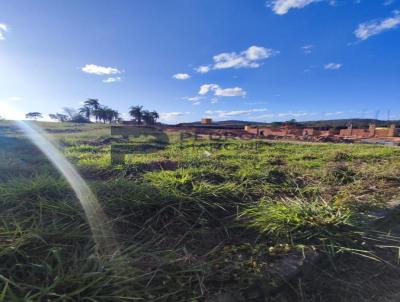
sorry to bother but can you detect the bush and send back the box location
[328,164,358,185]
[333,151,353,162]
[70,114,90,123]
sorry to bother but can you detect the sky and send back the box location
[0,0,400,123]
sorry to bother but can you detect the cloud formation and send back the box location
[195,66,211,73]
[205,109,267,118]
[81,64,121,75]
[159,112,190,122]
[0,23,8,40]
[355,12,400,40]
[277,111,309,117]
[213,46,278,70]
[196,46,278,73]
[215,87,247,97]
[173,73,191,80]
[184,96,203,102]
[252,111,312,120]
[103,77,122,83]
[182,95,204,105]
[324,63,343,70]
[383,0,395,6]
[198,84,246,97]
[302,44,313,54]
[267,0,321,15]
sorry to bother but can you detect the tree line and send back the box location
[24,99,159,125]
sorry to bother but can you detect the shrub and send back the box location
[328,164,358,185]
[332,151,353,162]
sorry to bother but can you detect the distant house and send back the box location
[339,123,398,138]
[201,118,212,125]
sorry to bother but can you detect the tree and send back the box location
[129,105,143,125]
[25,112,42,120]
[150,111,159,124]
[141,110,152,125]
[80,99,101,121]
[92,108,102,123]
[141,110,159,125]
[49,113,69,122]
[110,109,119,123]
[92,106,119,124]
[70,114,90,123]
[84,99,100,110]
[79,106,91,120]
[62,107,77,119]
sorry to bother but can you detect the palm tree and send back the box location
[129,105,143,125]
[79,106,91,120]
[104,107,115,123]
[150,111,159,125]
[141,110,152,125]
[84,99,100,110]
[99,108,106,123]
[92,108,102,123]
[80,99,100,122]
[91,106,118,124]
[112,110,120,123]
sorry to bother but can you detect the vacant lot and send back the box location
[1,121,400,301]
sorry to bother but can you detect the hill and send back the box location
[178,118,400,130]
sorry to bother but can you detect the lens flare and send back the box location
[16,120,117,256]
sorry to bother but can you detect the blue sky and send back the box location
[0,0,400,123]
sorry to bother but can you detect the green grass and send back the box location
[1,121,400,301]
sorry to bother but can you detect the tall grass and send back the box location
[242,197,354,245]
[2,121,400,300]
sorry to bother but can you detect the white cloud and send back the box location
[173,73,191,80]
[198,84,246,97]
[383,0,395,6]
[103,77,122,83]
[325,111,343,116]
[159,112,190,122]
[195,65,211,73]
[355,12,400,40]
[302,44,313,54]
[81,64,121,75]
[252,111,310,120]
[0,23,8,40]
[277,111,309,117]
[213,45,278,70]
[267,0,322,15]
[182,96,204,105]
[324,63,343,70]
[215,87,246,97]
[198,84,220,95]
[211,98,219,104]
[195,46,278,73]
[252,113,276,119]
[205,108,267,118]
[183,96,203,102]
